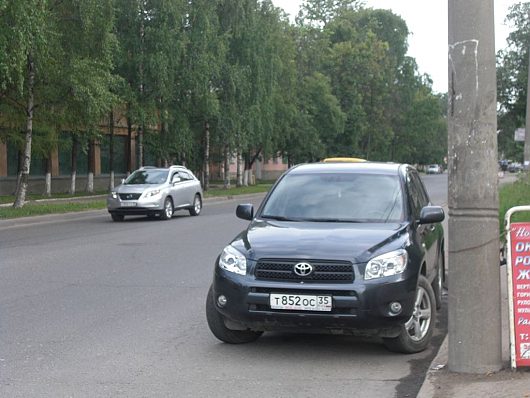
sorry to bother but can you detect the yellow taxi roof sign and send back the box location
[322,157,367,163]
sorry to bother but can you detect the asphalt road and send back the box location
[0,174,448,398]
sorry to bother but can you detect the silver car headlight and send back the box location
[110,191,118,199]
[365,249,408,280]
[146,189,161,197]
[218,245,247,275]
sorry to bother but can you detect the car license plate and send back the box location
[270,294,332,312]
[121,202,137,207]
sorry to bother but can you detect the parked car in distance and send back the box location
[508,162,523,173]
[107,165,203,221]
[206,162,445,353]
[426,164,442,174]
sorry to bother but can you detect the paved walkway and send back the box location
[418,172,530,397]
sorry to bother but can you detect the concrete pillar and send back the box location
[523,48,530,170]
[448,0,502,373]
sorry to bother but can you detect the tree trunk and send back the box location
[86,140,94,193]
[70,133,78,195]
[137,125,143,168]
[203,121,210,191]
[223,144,230,189]
[126,112,132,175]
[44,156,52,197]
[109,111,115,190]
[13,54,35,208]
[14,149,23,195]
[236,149,242,187]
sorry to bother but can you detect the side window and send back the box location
[171,172,181,183]
[406,172,422,219]
[179,171,191,181]
[411,172,430,208]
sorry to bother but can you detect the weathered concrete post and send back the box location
[448,0,503,373]
[523,46,530,170]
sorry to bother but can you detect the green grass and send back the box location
[205,183,272,197]
[0,184,272,219]
[0,191,107,204]
[499,173,530,235]
[0,201,106,219]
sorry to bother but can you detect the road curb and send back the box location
[417,336,448,398]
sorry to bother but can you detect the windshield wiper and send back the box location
[261,215,299,221]
[300,218,361,223]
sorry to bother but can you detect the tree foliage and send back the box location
[497,2,530,161]
[0,0,448,204]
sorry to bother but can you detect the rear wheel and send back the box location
[111,213,124,222]
[206,286,262,344]
[383,275,436,354]
[189,194,202,216]
[160,197,173,220]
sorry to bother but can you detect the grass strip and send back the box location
[0,184,271,219]
[499,174,530,235]
[0,201,107,219]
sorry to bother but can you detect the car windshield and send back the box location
[261,173,404,223]
[125,169,168,185]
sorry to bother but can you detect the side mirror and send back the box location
[236,204,254,221]
[419,206,445,224]
[121,178,125,184]
[172,176,181,184]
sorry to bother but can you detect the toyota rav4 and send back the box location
[206,162,445,353]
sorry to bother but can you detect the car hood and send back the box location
[115,184,164,193]
[232,219,409,263]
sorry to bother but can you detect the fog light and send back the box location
[217,295,227,308]
[389,302,402,315]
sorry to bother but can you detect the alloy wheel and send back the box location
[404,286,432,342]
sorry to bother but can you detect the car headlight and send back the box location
[111,191,118,199]
[365,249,408,280]
[146,189,161,197]
[218,245,247,275]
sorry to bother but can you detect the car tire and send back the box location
[160,197,173,220]
[189,194,202,216]
[111,213,124,222]
[383,275,436,354]
[206,286,263,344]
[433,250,445,310]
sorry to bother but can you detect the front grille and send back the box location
[255,259,354,283]
[119,193,141,200]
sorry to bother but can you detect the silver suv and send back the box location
[107,166,203,221]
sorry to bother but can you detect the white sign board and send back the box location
[515,128,525,142]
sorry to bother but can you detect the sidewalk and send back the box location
[418,173,530,398]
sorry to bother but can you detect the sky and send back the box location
[270,0,521,93]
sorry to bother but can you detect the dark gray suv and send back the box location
[206,162,445,353]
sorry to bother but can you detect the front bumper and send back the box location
[107,196,165,215]
[212,265,418,336]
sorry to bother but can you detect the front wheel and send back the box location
[189,194,202,216]
[383,275,436,354]
[206,286,262,344]
[160,197,173,220]
[111,213,124,222]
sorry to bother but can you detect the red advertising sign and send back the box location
[509,222,530,367]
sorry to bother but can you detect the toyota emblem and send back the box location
[294,262,313,277]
